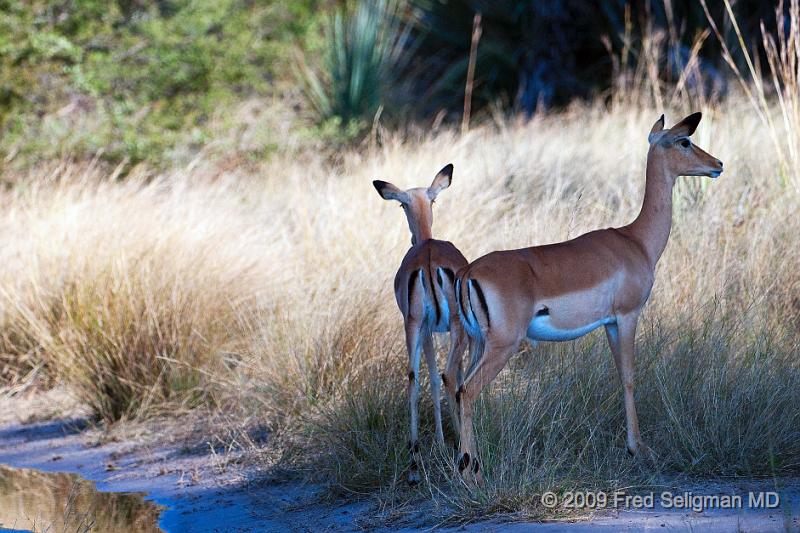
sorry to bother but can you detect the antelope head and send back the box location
[373,164,454,246]
[647,112,723,179]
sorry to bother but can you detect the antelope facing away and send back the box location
[373,164,468,485]
[455,113,723,482]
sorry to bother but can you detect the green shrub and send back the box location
[298,0,411,137]
[0,0,321,169]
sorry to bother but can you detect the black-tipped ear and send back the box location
[373,180,388,196]
[648,114,665,144]
[437,163,454,180]
[428,164,453,199]
[373,180,408,203]
[670,112,702,137]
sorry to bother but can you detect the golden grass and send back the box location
[1,94,799,517]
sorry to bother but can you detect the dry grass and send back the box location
[703,0,800,192]
[0,170,272,420]
[1,92,799,518]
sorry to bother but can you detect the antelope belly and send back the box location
[527,314,615,342]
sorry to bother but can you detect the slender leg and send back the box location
[405,320,423,485]
[457,338,518,484]
[422,333,445,445]
[442,321,467,435]
[605,313,651,458]
[467,335,483,373]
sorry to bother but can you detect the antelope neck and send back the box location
[411,212,433,244]
[625,149,676,266]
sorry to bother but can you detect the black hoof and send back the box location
[457,452,470,473]
[408,463,420,486]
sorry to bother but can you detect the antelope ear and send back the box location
[373,180,409,203]
[428,164,453,199]
[669,112,702,137]
[648,114,665,144]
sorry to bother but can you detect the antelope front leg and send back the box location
[605,313,652,459]
[405,321,423,485]
[442,321,467,436]
[457,339,517,485]
[422,334,445,445]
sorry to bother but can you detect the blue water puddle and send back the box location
[0,464,163,532]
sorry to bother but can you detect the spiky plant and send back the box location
[299,0,411,131]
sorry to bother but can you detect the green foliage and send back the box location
[0,0,789,165]
[298,0,411,136]
[0,0,321,169]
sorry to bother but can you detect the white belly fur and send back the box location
[527,314,615,342]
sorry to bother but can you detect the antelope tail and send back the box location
[426,268,442,326]
[457,275,489,340]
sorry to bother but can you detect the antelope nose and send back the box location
[717,159,723,167]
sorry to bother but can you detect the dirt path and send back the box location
[0,415,377,531]
[0,393,798,532]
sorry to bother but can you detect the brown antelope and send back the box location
[373,164,469,485]
[455,113,723,481]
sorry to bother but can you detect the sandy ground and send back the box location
[0,390,799,532]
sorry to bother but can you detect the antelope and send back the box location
[455,113,723,482]
[373,164,469,485]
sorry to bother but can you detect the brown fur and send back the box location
[373,165,469,484]
[394,239,467,324]
[455,113,723,483]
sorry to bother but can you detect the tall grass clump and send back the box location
[0,171,274,421]
[300,305,799,519]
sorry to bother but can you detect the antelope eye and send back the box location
[680,139,690,148]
